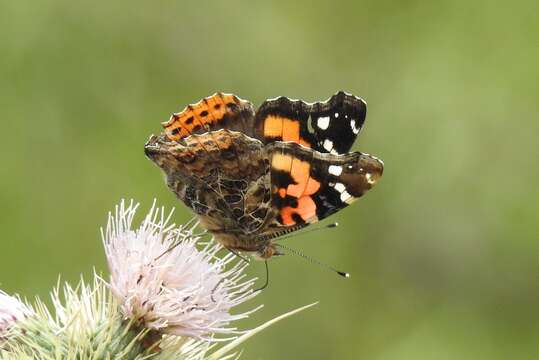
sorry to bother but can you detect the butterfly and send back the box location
[144,91,383,259]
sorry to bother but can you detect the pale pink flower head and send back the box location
[0,291,31,335]
[102,200,259,339]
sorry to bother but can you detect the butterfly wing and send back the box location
[153,91,381,254]
[257,141,383,240]
[162,93,255,141]
[254,91,367,154]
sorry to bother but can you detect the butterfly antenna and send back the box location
[275,222,339,242]
[275,243,350,278]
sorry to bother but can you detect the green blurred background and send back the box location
[1,0,538,358]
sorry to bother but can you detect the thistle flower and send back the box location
[1,277,216,359]
[0,291,31,335]
[102,200,259,339]
[1,200,315,359]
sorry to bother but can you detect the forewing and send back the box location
[265,142,383,230]
[254,91,367,154]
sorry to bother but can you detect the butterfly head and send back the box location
[253,243,284,260]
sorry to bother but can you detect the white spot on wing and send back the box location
[335,112,339,118]
[323,139,333,151]
[350,119,360,134]
[317,116,330,130]
[334,182,346,193]
[333,182,353,202]
[328,165,343,176]
[365,172,375,184]
[340,190,353,203]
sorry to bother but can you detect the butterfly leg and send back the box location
[226,247,251,264]
[254,260,270,292]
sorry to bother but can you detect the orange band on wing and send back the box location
[287,158,311,198]
[162,93,244,141]
[280,196,317,225]
[304,176,321,196]
[272,154,321,198]
[263,115,283,138]
[271,153,293,172]
[203,96,226,123]
[263,115,311,148]
[281,118,300,143]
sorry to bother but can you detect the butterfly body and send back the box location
[145,92,383,259]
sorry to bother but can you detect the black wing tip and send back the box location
[333,90,367,107]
